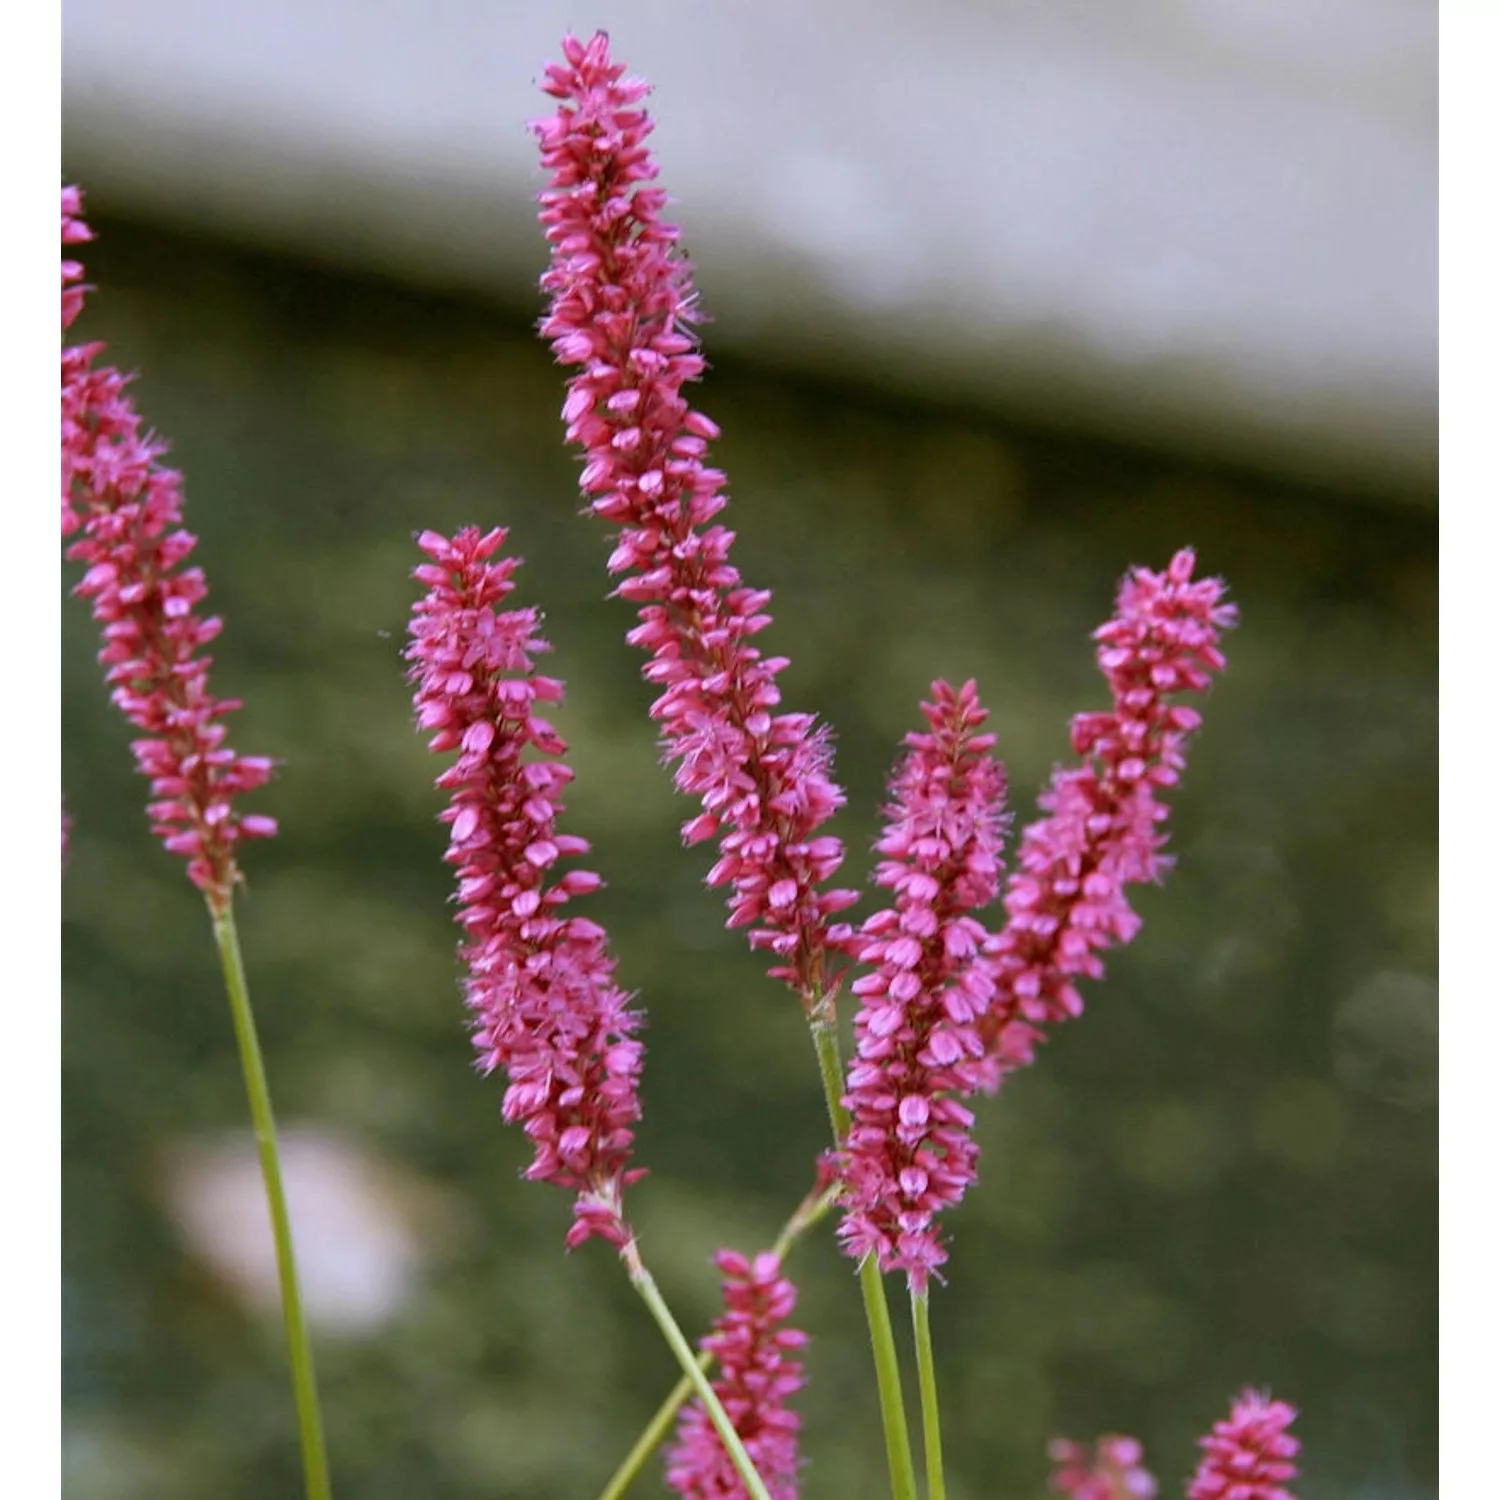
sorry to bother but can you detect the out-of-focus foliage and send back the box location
[61,220,1435,1500]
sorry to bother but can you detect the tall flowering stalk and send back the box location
[1049,1434,1158,1499]
[62,187,276,910]
[664,1250,807,1500]
[531,31,859,1006]
[531,34,917,1499]
[1187,1390,1299,1500]
[839,679,1009,1292]
[406,525,646,1249]
[61,187,328,1500]
[978,549,1237,1086]
[835,679,1008,1500]
[408,525,775,1500]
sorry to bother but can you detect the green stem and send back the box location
[626,1255,775,1500]
[596,1361,705,1500]
[809,1007,920,1500]
[911,1289,947,1500]
[810,1009,852,1141]
[858,1258,920,1500]
[595,1181,839,1500]
[210,900,333,1500]
[772,1179,841,1262]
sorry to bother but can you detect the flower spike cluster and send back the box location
[407,526,645,1250]
[664,1249,807,1499]
[1187,1389,1299,1500]
[1049,1434,1158,1499]
[839,680,1009,1290]
[978,548,1236,1086]
[62,186,276,907]
[532,31,859,1002]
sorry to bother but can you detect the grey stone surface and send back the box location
[63,0,1435,496]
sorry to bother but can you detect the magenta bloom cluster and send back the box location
[532,31,859,1001]
[61,186,276,904]
[665,1249,807,1500]
[838,679,1009,1290]
[978,548,1237,1085]
[1187,1390,1300,1500]
[407,526,645,1249]
[1049,1434,1158,1500]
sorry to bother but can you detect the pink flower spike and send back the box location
[664,1248,807,1500]
[1048,1434,1158,1500]
[1187,1389,1299,1500]
[838,680,1009,1291]
[531,31,858,1005]
[977,549,1236,1087]
[61,186,276,910]
[406,525,645,1251]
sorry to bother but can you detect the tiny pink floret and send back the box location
[1049,1434,1158,1500]
[61,186,276,907]
[1187,1389,1300,1500]
[532,31,858,1002]
[977,548,1235,1085]
[407,525,645,1250]
[838,679,1009,1290]
[664,1248,807,1499]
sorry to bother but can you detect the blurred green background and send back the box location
[61,218,1436,1499]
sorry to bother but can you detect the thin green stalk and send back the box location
[595,1181,840,1499]
[210,900,333,1500]
[771,1180,840,1262]
[911,1289,947,1500]
[809,1009,852,1142]
[809,1006,920,1500]
[626,1256,775,1500]
[858,1257,920,1500]
[596,1360,706,1500]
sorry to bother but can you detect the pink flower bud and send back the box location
[62,187,275,908]
[665,1245,806,1499]
[531,30,857,1002]
[977,550,1236,1088]
[1048,1433,1157,1499]
[1187,1389,1299,1500]
[838,679,1009,1290]
[407,525,644,1251]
